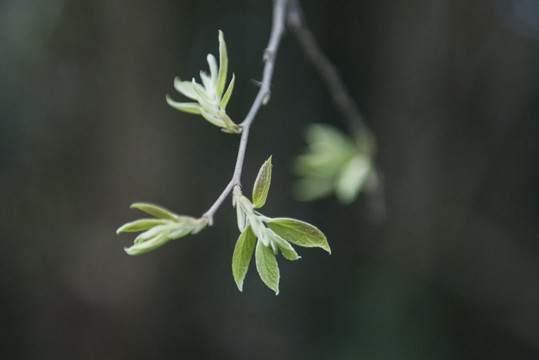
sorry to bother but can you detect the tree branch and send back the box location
[287,0,386,223]
[287,0,370,138]
[202,0,288,225]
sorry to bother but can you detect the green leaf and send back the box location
[267,218,331,254]
[130,203,179,221]
[166,95,202,114]
[236,203,247,232]
[200,108,226,128]
[216,110,238,130]
[116,218,167,234]
[335,155,370,204]
[173,77,199,100]
[232,226,256,292]
[199,71,213,91]
[252,156,272,208]
[167,222,196,239]
[217,30,228,97]
[190,79,213,109]
[255,240,280,295]
[125,234,170,255]
[207,54,218,85]
[133,224,169,244]
[220,73,235,110]
[267,230,300,261]
[293,178,334,201]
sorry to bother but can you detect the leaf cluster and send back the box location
[117,203,207,255]
[166,31,240,134]
[232,157,330,295]
[294,124,378,204]
[117,31,331,295]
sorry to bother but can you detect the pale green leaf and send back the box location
[199,71,213,92]
[236,204,247,232]
[267,229,300,261]
[191,79,214,109]
[335,155,370,204]
[167,223,196,239]
[200,108,226,127]
[232,226,256,292]
[220,73,235,110]
[255,240,280,295]
[207,54,218,85]
[305,124,356,155]
[125,234,169,255]
[267,218,331,254]
[130,203,179,221]
[249,214,268,246]
[217,30,228,97]
[133,225,168,243]
[252,156,272,208]
[116,218,167,234]
[173,77,199,100]
[293,178,334,201]
[166,95,202,114]
[294,124,357,178]
[216,110,238,130]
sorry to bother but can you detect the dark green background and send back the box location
[2,0,538,358]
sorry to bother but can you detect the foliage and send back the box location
[294,124,378,204]
[117,203,207,255]
[166,31,240,134]
[117,31,329,295]
[232,157,330,294]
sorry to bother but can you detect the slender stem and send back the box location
[202,0,288,224]
[287,0,370,137]
[287,0,386,223]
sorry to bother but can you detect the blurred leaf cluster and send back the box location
[294,124,378,204]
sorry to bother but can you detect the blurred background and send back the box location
[1,0,539,359]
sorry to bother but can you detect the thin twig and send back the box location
[287,0,370,137]
[287,0,385,223]
[202,0,288,225]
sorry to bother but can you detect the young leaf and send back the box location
[220,73,235,110]
[236,204,247,232]
[267,218,331,254]
[255,240,280,295]
[130,203,179,221]
[199,71,213,91]
[252,156,272,208]
[232,226,256,292]
[200,108,226,127]
[167,224,196,239]
[335,154,370,204]
[293,178,334,201]
[173,77,199,100]
[116,218,167,234]
[165,96,202,115]
[125,234,169,255]
[207,54,218,85]
[267,229,300,261]
[217,30,228,97]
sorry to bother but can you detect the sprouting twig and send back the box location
[202,0,288,225]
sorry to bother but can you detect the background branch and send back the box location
[287,0,370,138]
[202,0,288,224]
[287,0,385,222]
